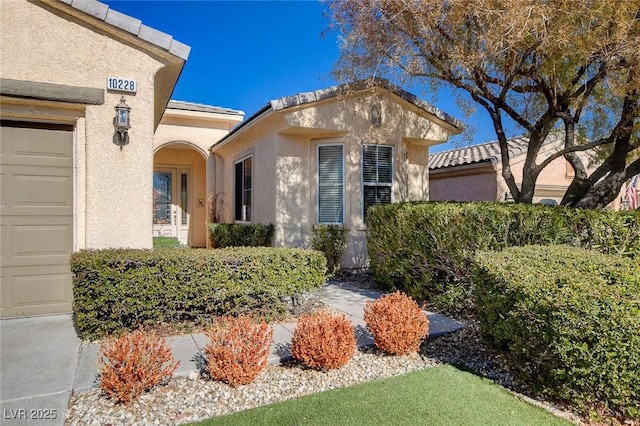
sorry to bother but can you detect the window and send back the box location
[234,157,252,221]
[153,171,171,224]
[317,145,344,223]
[180,173,188,224]
[362,145,392,220]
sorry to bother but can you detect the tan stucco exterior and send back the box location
[1,0,187,252]
[1,0,189,316]
[153,106,244,246]
[0,1,460,314]
[212,88,460,268]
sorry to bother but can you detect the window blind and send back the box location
[318,145,344,223]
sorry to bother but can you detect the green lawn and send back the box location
[192,365,571,426]
[152,236,182,250]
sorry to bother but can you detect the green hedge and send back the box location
[474,245,640,419]
[366,202,639,312]
[71,247,326,340]
[208,223,274,248]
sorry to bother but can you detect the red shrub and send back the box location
[99,329,179,404]
[364,291,429,355]
[204,316,273,386]
[291,312,356,370]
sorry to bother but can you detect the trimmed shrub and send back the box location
[309,224,349,273]
[208,223,274,248]
[291,312,356,370]
[99,329,179,404]
[71,247,326,340]
[366,201,639,313]
[364,291,429,355]
[474,245,640,420]
[204,316,273,386]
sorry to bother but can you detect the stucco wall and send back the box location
[213,89,456,268]
[1,0,170,250]
[276,134,312,248]
[154,112,240,157]
[213,118,280,228]
[430,166,498,201]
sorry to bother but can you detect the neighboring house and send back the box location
[208,79,462,268]
[0,0,461,318]
[1,0,189,317]
[429,132,588,205]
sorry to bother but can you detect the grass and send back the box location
[153,236,182,250]
[192,365,571,426]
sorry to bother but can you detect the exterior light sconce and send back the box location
[114,96,131,147]
[370,101,382,127]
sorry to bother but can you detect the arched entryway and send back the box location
[153,141,208,247]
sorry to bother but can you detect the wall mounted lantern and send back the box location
[114,96,131,146]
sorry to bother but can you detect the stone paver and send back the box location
[73,344,100,393]
[167,335,202,377]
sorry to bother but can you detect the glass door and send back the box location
[153,168,190,244]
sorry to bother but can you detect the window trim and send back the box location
[361,144,394,222]
[234,155,253,223]
[316,143,345,225]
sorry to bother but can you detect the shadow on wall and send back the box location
[276,155,309,249]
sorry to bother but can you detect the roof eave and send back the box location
[210,104,273,152]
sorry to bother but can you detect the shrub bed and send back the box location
[205,316,273,386]
[366,202,639,313]
[308,224,349,273]
[291,312,356,370]
[208,223,274,248]
[474,245,640,420]
[99,329,178,404]
[71,247,326,340]
[364,291,428,355]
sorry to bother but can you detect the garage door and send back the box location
[1,121,73,317]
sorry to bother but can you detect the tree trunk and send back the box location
[573,171,628,209]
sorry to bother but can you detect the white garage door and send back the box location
[1,122,73,317]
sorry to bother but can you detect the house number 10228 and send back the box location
[107,77,137,94]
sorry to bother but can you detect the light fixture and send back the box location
[114,96,131,146]
[370,101,382,127]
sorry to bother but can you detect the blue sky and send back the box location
[102,0,494,151]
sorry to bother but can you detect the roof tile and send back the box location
[66,0,190,60]
[104,8,141,35]
[167,100,244,116]
[429,135,559,170]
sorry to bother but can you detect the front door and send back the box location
[153,168,190,245]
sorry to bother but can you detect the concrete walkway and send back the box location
[0,282,463,425]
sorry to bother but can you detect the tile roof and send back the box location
[167,100,244,116]
[61,0,190,60]
[429,133,562,170]
[269,78,464,131]
[212,78,463,150]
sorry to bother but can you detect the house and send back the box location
[153,101,244,247]
[208,79,462,268]
[429,132,591,205]
[0,0,461,318]
[1,0,189,317]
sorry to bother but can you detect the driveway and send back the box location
[0,314,80,426]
